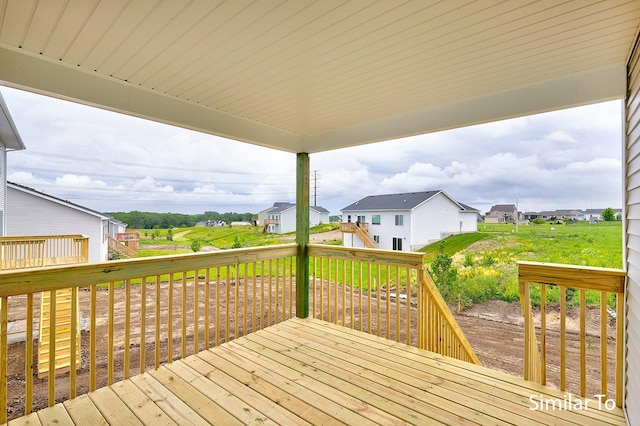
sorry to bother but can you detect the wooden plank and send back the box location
[265,321,541,426]
[110,379,177,425]
[163,360,279,425]
[148,365,242,425]
[517,261,625,293]
[35,403,74,425]
[194,347,341,425]
[7,411,42,425]
[286,318,625,425]
[88,387,144,425]
[183,354,310,425]
[215,343,390,426]
[63,394,107,425]
[129,373,208,425]
[235,334,456,425]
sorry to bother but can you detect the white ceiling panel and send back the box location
[0,0,638,153]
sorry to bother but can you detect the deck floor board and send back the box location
[7,317,627,425]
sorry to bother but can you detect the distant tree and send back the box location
[166,229,173,241]
[601,207,616,222]
[190,240,202,252]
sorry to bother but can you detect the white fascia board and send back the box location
[0,46,303,153]
[304,65,627,153]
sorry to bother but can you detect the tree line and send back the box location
[107,211,255,229]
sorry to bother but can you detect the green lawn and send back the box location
[421,221,623,308]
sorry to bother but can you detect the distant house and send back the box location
[485,204,519,223]
[0,93,26,235]
[341,190,478,251]
[6,182,127,262]
[524,208,621,222]
[258,202,330,233]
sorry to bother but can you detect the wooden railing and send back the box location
[339,222,377,248]
[0,244,297,422]
[107,235,138,258]
[0,243,480,422]
[308,244,479,364]
[518,261,625,407]
[0,235,88,269]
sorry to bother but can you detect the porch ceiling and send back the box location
[0,0,638,154]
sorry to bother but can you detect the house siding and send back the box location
[342,209,412,251]
[625,32,640,424]
[0,145,5,235]
[6,186,106,262]
[410,192,476,249]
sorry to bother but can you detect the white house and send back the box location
[258,202,330,234]
[6,182,126,262]
[0,93,26,235]
[341,190,478,251]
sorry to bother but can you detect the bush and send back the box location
[190,240,202,252]
[531,218,546,225]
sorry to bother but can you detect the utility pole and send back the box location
[312,170,319,206]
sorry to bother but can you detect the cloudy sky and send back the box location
[1,85,624,216]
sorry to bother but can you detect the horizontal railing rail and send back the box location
[308,244,479,363]
[0,244,297,422]
[518,261,625,407]
[0,235,88,269]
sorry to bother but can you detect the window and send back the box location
[395,214,404,226]
[392,237,403,251]
[373,235,380,243]
[372,215,381,225]
[357,215,366,223]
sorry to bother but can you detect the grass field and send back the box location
[422,221,623,307]
[133,221,622,307]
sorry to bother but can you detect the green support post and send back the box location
[296,152,310,318]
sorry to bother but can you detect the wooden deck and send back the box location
[7,318,626,425]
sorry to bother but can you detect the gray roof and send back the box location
[341,190,475,212]
[266,202,329,214]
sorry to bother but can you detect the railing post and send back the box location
[296,152,310,318]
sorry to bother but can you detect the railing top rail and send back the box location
[517,261,625,293]
[308,243,424,269]
[0,234,88,242]
[0,243,298,297]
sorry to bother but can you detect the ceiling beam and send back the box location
[0,46,303,153]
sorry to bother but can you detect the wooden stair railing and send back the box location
[419,269,481,364]
[107,235,137,258]
[354,225,378,248]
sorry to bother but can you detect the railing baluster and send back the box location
[560,286,566,391]
[226,265,231,339]
[194,270,199,355]
[540,284,546,385]
[90,284,96,391]
[181,271,187,358]
[205,268,210,347]
[124,279,131,378]
[580,288,586,397]
[350,261,355,329]
[48,290,56,406]
[274,259,279,325]
[140,277,147,374]
[1,296,7,424]
[600,291,608,398]
[25,293,33,414]
[108,281,115,384]
[167,274,173,362]
[616,292,624,407]
[406,267,411,346]
[155,275,161,369]
[342,260,347,327]
[243,264,248,335]
[70,287,77,399]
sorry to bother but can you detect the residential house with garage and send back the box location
[341,190,478,251]
[484,204,519,223]
[258,202,330,233]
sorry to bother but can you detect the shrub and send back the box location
[190,240,202,252]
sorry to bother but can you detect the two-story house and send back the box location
[341,190,478,251]
[258,202,330,233]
